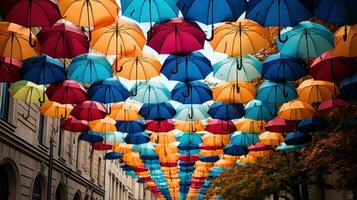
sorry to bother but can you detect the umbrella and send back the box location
[139,102,176,120]
[278,100,315,120]
[213,54,262,82]
[244,99,276,121]
[175,104,208,121]
[285,131,312,145]
[116,120,145,133]
[205,120,236,135]
[1,0,61,46]
[246,0,312,42]
[0,57,22,83]
[340,75,357,100]
[105,152,122,160]
[298,117,329,133]
[67,53,113,84]
[256,81,297,104]
[70,100,107,121]
[212,82,256,104]
[146,119,175,132]
[230,132,260,146]
[317,98,348,117]
[60,117,89,132]
[262,53,308,82]
[39,101,73,132]
[175,120,205,133]
[79,130,104,143]
[223,144,248,156]
[277,21,333,61]
[113,143,133,154]
[9,80,47,119]
[37,23,89,67]
[176,132,202,145]
[131,80,170,101]
[108,102,142,121]
[150,132,176,144]
[239,154,256,164]
[209,19,270,67]
[161,52,212,80]
[147,18,206,54]
[0,22,38,60]
[265,117,295,133]
[208,102,245,120]
[297,79,338,104]
[310,52,354,82]
[248,143,273,151]
[259,131,284,146]
[177,0,248,40]
[235,118,266,133]
[88,78,130,105]
[89,117,117,133]
[92,142,113,151]
[156,143,178,155]
[331,25,357,57]
[276,142,303,153]
[171,81,212,104]
[125,132,150,145]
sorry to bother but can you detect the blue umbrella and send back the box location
[257,81,297,104]
[178,144,200,151]
[177,0,248,40]
[200,156,220,162]
[276,142,304,153]
[79,130,103,143]
[67,53,112,84]
[124,132,150,145]
[230,132,260,146]
[244,99,276,121]
[161,52,212,81]
[223,144,248,156]
[115,120,145,134]
[88,78,130,104]
[105,152,122,160]
[177,132,202,145]
[208,102,245,120]
[171,81,212,104]
[246,0,312,42]
[139,102,176,120]
[262,53,308,82]
[285,131,312,145]
[340,75,357,101]
[298,117,329,133]
[178,149,200,155]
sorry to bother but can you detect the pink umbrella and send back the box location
[70,101,107,121]
[317,98,348,117]
[248,143,273,151]
[60,117,89,132]
[265,117,296,133]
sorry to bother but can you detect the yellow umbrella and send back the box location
[112,143,133,153]
[0,22,38,60]
[108,102,142,121]
[202,132,230,147]
[199,149,224,157]
[259,131,284,146]
[297,79,339,104]
[331,25,357,57]
[150,132,176,144]
[214,159,235,168]
[213,82,256,104]
[89,117,116,133]
[278,100,315,120]
[175,120,205,132]
[155,143,178,155]
[235,118,266,133]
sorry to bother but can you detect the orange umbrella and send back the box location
[175,120,205,132]
[297,79,339,104]
[123,152,143,166]
[0,22,38,60]
[278,100,315,120]
[155,143,178,156]
[107,102,142,121]
[331,25,357,57]
[235,118,266,133]
[89,117,116,133]
[150,132,176,144]
[202,132,230,147]
[221,155,239,162]
[259,131,284,146]
[248,150,271,158]
[239,154,256,164]
[199,149,224,157]
[159,153,180,162]
[112,143,133,153]
[40,101,73,132]
[214,159,235,168]
[213,82,256,104]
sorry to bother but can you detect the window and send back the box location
[97,157,102,185]
[89,150,94,178]
[0,165,9,199]
[38,114,45,144]
[32,176,42,200]
[0,83,10,120]
[58,119,64,157]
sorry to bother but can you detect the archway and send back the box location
[32,175,46,200]
[0,158,19,200]
[73,191,82,200]
[55,183,67,200]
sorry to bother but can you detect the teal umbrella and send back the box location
[230,131,260,146]
[175,104,208,121]
[213,54,262,82]
[130,81,170,103]
[256,81,297,104]
[103,131,126,144]
[276,142,304,153]
[277,21,333,60]
[133,143,157,156]
[244,99,276,121]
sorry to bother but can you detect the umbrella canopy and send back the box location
[230,131,260,146]
[213,82,256,104]
[161,52,212,82]
[276,142,303,153]
[88,78,130,103]
[340,76,357,100]
[116,120,145,134]
[175,120,205,133]
[317,98,348,117]
[89,117,117,133]
[9,80,47,104]
[108,102,142,121]
[146,119,175,132]
[285,131,312,145]
[262,53,307,82]
[175,104,208,121]
[125,132,150,145]
[265,117,295,133]
[259,131,284,146]
[92,142,113,151]
[171,81,212,104]
[176,132,202,145]
[297,79,338,104]
[105,152,122,160]
[39,101,73,119]
[0,57,22,83]
[46,80,87,104]
[331,25,357,57]
[79,130,103,143]
[113,143,133,154]
[298,117,329,133]
[147,18,206,54]
[257,81,297,104]
[244,99,276,121]
[130,81,170,103]
[235,118,266,133]
[70,100,107,121]
[205,120,236,135]
[248,143,273,151]
[139,102,176,120]
[60,116,89,132]
[208,102,245,120]
[223,144,248,156]
[278,100,315,120]
[150,132,176,144]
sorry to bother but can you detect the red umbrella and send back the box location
[60,116,89,132]
[92,142,113,151]
[199,144,221,150]
[310,52,354,82]
[317,98,348,117]
[205,119,236,135]
[133,166,149,172]
[179,154,199,163]
[46,80,87,104]
[248,142,273,151]
[147,18,205,54]
[265,117,296,133]
[70,101,107,121]
[0,57,22,83]
[160,161,177,167]
[146,119,175,132]
[141,177,152,182]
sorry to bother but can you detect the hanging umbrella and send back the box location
[205,120,236,135]
[175,104,208,121]
[265,117,295,133]
[177,0,248,40]
[105,152,122,160]
[79,130,103,143]
[246,0,312,42]
[150,132,176,144]
[171,81,212,104]
[67,53,113,84]
[147,18,206,54]
[223,144,248,156]
[123,152,144,166]
[88,78,130,104]
[256,81,297,104]
[40,101,73,132]
[70,100,107,121]
[239,154,256,164]
[276,142,303,153]
[244,99,276,121]
[285,131,312,145]
[209,19,270,67]
[277,21,333,61]
[331,25,357,57]
[9,80,47,119]
[125,132,150,145]
[113,143,133,154]
[139,102,176,120]
[116,120,145,134]
[230,131,260,146]
[89,117,117,133]
[0,57,22,83]
[146,119,175,132]
[278,100,315,120]
[248,142,273,151]
[235,118,266,133]
[340,75,357,100]
[177,132,202,145]
[212,82,256,104]
[162,52,212,80]
[108,102,142,121]
[1,0,61,46]
[60,116,89,132]
[156,143,178,155]
[259,131,284,146]
[262,53,307,82]
[131,81,170,102]
[317,98,348,117]
[297,79,338,104]
[92,142,113,151]
[0,22,38,60]
[208,102,245,120]
[213,54,262,82]
[175,120,205,133]
[310,52,354,82]
[298,117,329,133]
